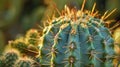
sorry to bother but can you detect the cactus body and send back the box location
[16,58,32,67]
[39,17,115,67]
[26,29,40,46]
[4,49,19,67]
[38,5,116,67]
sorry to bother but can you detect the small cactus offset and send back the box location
[26,29,40,46]
[15,56,41,67]
[10,29,40,57]
[3,49,19,67]
[15,57,33,67]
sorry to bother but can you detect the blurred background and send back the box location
[0,0,120,52]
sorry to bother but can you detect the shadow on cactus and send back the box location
[0,0,120,67]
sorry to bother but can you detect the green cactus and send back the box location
[15,57,33,67]
[10,29,40,57]
[26,29,40,46]
[4,49,19,67]
[9,39,28,55]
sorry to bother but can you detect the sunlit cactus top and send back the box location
[43,0,116,27]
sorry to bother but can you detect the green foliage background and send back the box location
[0,0,120,52]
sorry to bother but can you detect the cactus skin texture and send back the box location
[15,57,33,67]
[39,15,115,67]
[38,1,117,67]
[26,29,40,46]
[10,29,40,57]
[4,49,19,67]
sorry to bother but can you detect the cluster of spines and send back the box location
[43,0,117,29]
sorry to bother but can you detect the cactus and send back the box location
[25,29,40,46]
[3,49,19,67]
[15,57,33,67]
[38,0,118,67]
[10,29,40,57]
[10,39,28,53]
[0,48,40,67]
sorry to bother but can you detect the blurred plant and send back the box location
[113,27,120,55]
[0,0,23,28]
[0,31,5,52]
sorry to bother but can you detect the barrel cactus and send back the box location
[38,0,118,67]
